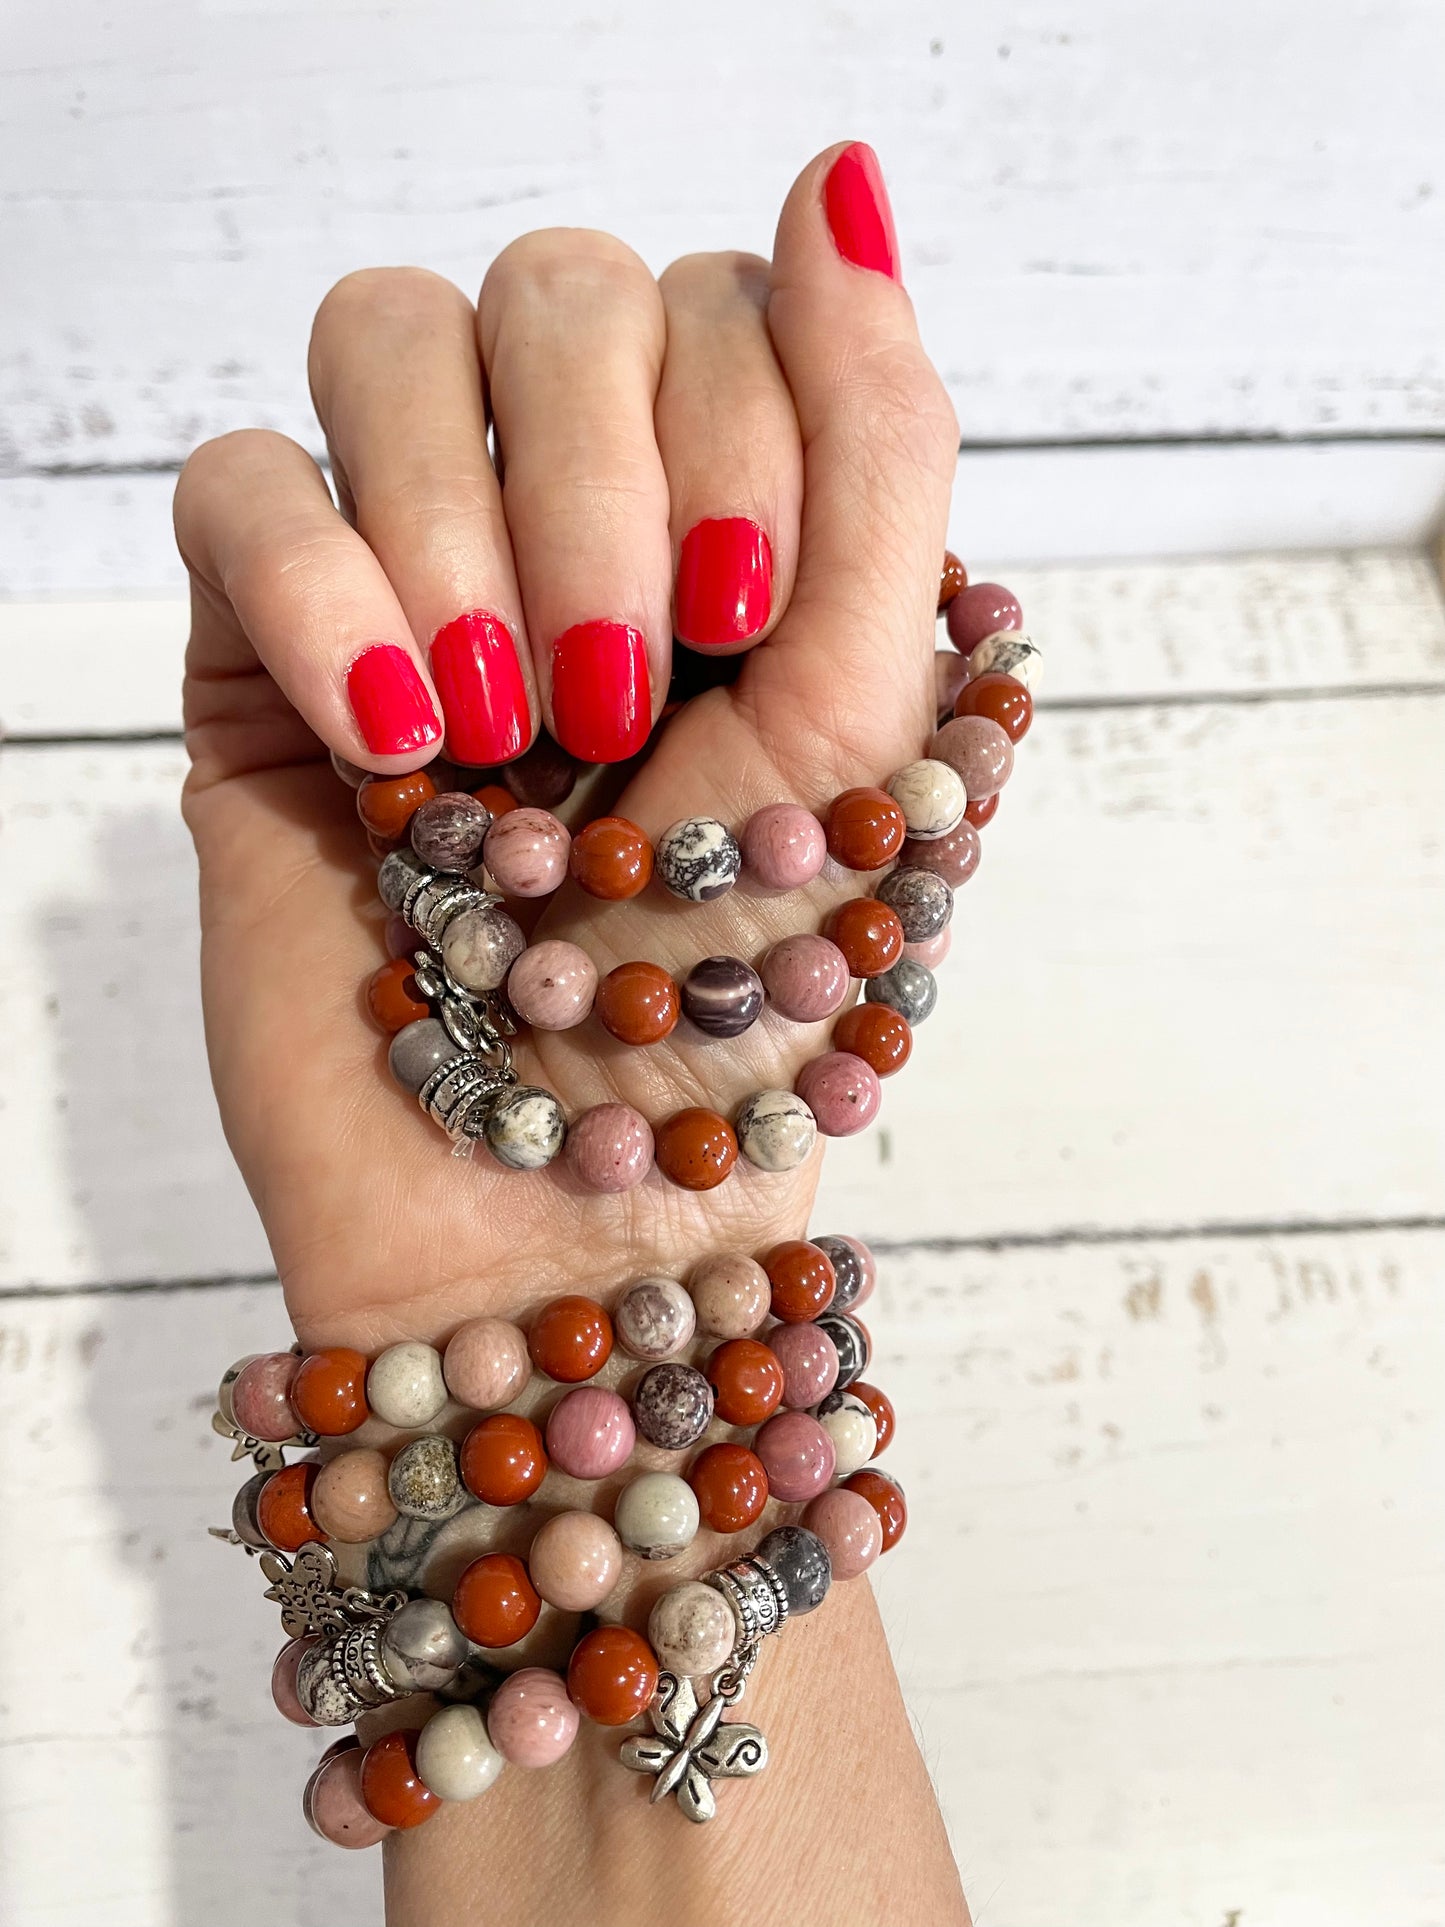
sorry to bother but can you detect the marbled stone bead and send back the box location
[803,1488,883,1579]
[875,866,953,942]
[648,1580,739,1677]
[567,1625,661,1725]
[825,786,907,871]
[966,629,1041,691]
[305,1744,391,1848]
[655,816,742,901]
[832,1001,912,1076]
[844,1468,908,1551]
[544,1385,636,1480]
[614,1276,696,1361]
[769,1320,840,1409]
[759,933,850,1021]
[764,1239,837,1323]
[928,715,1015,800]
[443,1317,529,1411]
[482,807,570,897]
[366,1342,447,1429]
[295,1638,357,1726]
[815,1388,878,1477]
[689,1251,771,1339]
[387,1434,465,1520]
[377,846,429,913]
[754,1411,837,1502]
[483,1086,567,1170]
[565,1102,655,1192]
[810,1234,875,1313]
[380,1597,469,1693]
[904,929,951,969]
[231,1469,272,1549]
[360,1729,441,1830]
[271,1636,320,1726]
[735,1087,818,1172]
[945,581,1023,655]
[613,1471,700,1560]
[902,820,981,889]
[954,669,1033,741]
[231,1351,301,1443]
[740,802,827,890]
[527,1511,622,1612]
[886,758,967,840]
[815,1312,870,1390]
[416,1702,506,1803]
[681,955,764,1038]
[388,1017,465,1097]
[487,1667,580,1768]
[441,901,526,993]
[506,940,596,1030]
[528,1295,613,1383]
[409,791,493,872]
[631,1362,714,1450]
[312,1448,398,1543]
[865,958,938,1026]
[824,898,905,979]
[687,1442,769,1532]
[655,1108,738,1190]
[795,1051,883,1137]
[755,1524,832,1615]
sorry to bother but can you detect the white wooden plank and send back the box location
[2,1,1443,466]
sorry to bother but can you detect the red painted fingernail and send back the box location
[823,142,900,282]
[550,620,652,764]
[430,610,532,765]
[675,518,773,649]
[345,644,441,756]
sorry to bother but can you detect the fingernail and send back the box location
[823,142,900,282]
[430,610,532,765]
[551,620,652,764]
[346,644,442,756]
[675,518,773,649]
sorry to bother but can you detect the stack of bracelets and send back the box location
[210,556,1040,1843]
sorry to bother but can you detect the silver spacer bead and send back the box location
[402,868,499,951]
[330,1620,403,1709]
[705,1554,790,1647]
[417,1052,515,1140]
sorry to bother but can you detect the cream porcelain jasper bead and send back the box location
[648,1580,739,1678]
[816,1391,878,1479]
[886,758,967,839]
[416,1703,506,1802]
[614,1471,700,1561]
[967,630,1042,690]
[366,1342,447,1429]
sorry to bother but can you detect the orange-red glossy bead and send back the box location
[963,791,999,829]
[360,1729,440,1830]
[764,1240,837,1324]
[290,1348,370,1437]
[528,1295,614,1382]
[845,1468,907,1550]
[850,1381,895,1455]
[452,1552,542,1647]
[688,1441,770,1532]
[825,788,907,871]
[356,770,437,839]
[257,1462,322,1553]
[473,783,517,817]
[705,1339,785,1426]
[954,670,1033,742]
[366,957,429,1034]
[938,550,968,609]
[825,898,905,978]
[655,1109,738,1190]
[595,961,680,1045]
[569,816,654,899]
[832,1002,913,1076]
[566,1625,660,1726]
[460,1413,549,1506]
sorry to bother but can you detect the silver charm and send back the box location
[619,1664,768,1823]
[261,1542,350,1638]
[210,1405,315,1473]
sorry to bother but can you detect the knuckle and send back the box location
[845,341,959,477]
[659,249,770,312]
[313,265,463,339]
[174,430,304,561]
[481,228,662,336]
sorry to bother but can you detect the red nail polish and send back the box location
[346,644,441,756]
[823,142,900,282]
[675,518,773,649]
[430,611,531,765]
[551,621,651,764]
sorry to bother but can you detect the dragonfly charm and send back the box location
[619,1671,768,1823]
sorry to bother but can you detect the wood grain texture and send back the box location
[3,0,1443,470]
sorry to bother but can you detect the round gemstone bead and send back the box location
[569,816,653,899]
[795,1051,883,1137]
[311,1447,398,1543]
[875,866,953,942]
[441,901,526,993]
[825,786,907,871]
[506,940,597,1030]
[936,650,970,724]
[545,1385,636,1480]
[966,630,1041,690]
[904,929,951,969]
[803,1488,883,1579]
[271,1636,320,1726]
[482,807,570,896]
[565,1102,655,1192]
[595,960,680,1046]
[365,957,429,1033]
[902,821,981,889]
[704,1339,785,1426]
[764,1240,837,1323]
[631,1362,714,1450]
[824,898,905,979]
[816,1312,870,1389]
[385,911,415,957]
[681,955,764,1038]
[759,933,850,1021]
[502,733,580,809]
[474,782,519,817]
[654,817,742,902]
[810,1234,873,1312]
[380,1598,469,1692]
[305,1744,391,1848]
[295,1641,357,1725]
[452,1552,542,1648]
[852,1381,895,1454]
[955,669,1033,741]
[231,1470,272,1549]
[735,1088,818,1172]
[832,1001,912,1076]
[331,747,369,787]
[257,1463,321,1553]
[387,1434,465,1520]
[740,802,827,890]
[487,1667,580,1768]
[388,1016,465,1096]
[443,1317,529,1411]
[945,581,1022,655]
[409,791,492,872]
[928,715,1014,800]
[754,1411,836,1502]
[755,1524,832,1615]
[865,958,937,1026]
[377,845,428,912]
[886,759,967,840]
[845,1467,908,1551]
[527,1510,623,1612]
[361,1729,441,1830]
[769,1321,840,1409]
[613,1471,701,1560]
[648,1581,739,1678]
[689,1251,771,1339]
[816,1388,878,1477]
[461,1413,548,1505]
[965,791,1000,829]
[231,1352,301,1443]
[366,1341,447,1429]
[655,1109,738,1190]
[614,1276,695,1361]
[484,1086,567,1171]
[568,1625,661,1724]
[688,1441,769,1532]
[938,550,968,607]
[528,1296,613,1382]
[291,1348,370,1437]
[416,1702,506,1803]
[358,769,437,839]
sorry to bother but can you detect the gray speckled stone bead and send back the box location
[681,955,764,1038]
[378,846,429,912]
[631,1361,714,1450]
[440,902,526,993]
[379,1597,469,1693]
[875,866,953,942]
[735,1088,818,1173]
[654,817,742,902]
[296,1639,360,1726]
[755,1524,832,1616]
[410,792,493,873]
[615,1276,696,1362]
[483,1085,566,1170]
[230,1469,271,1550]
[967,630,1041,690]
[389,1018,466,1096]
[865,957,938,1026]
[815,1312,870,1390]
[811,1236,865,1312]
[387,1434,465,1521]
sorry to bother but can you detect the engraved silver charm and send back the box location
[261,1542,350,1638]
[707,1553,790,1645]
[210,1404,315,1473]
[619,1665,768,1823]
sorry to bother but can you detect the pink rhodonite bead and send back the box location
[544,1386,635,1480]
[760,934,850,1022]
[769,1321,841,1410]
[902,820,980,889]
[486,1667,580,1768]
[482,807,571,897]
[304,1744,391,1848]
[564,1103,655,1192]
[795,1052,882,1138]
[231,1351,301,1442]
[945,581,1022,655]
[803,1487,884,1578]
[904,929,951,969]
[740,802,828,890]
[506,940,597,1029]
[928,716,1014,800]
[271,1637,321,1726]
[934,649,970,718]
[443,1316,530,1411]
[754,1411,837,1502]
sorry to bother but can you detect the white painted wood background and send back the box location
[2,6,1444,1926]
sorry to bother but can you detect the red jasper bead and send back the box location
[688,1441,769,1532]
[566,1625,660,1726]
[845,1468,908,1550]
[569,816,653,900]
[705,1339,785,1426]
[850,1382,895,1455]
[528,1295,614,1382]
[360,1729,440,1830]
[356,770,437,839]
[938,550,968,609]
[954,670,1033,742]
[825,898,905,978]
[595,961,680,1045]
[473,783,518,818]
[963,791,1000,829]
[452,1552,542,1647]
[832,1002,912,1076]
[365,957,429,1033]
[655,1109,738,1190]
[460,1413,548,1506]
[290,1348,370,1437]
[826,788,907,871]
[257,1462,322,1553]
[764,1240,837,1324]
